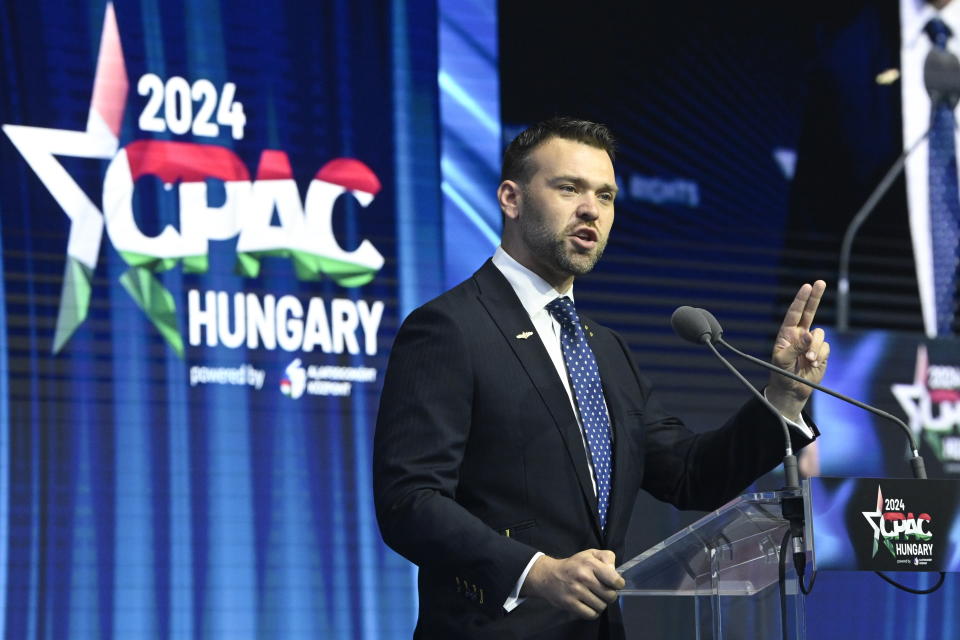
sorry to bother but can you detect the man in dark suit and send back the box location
[374,117,828,639]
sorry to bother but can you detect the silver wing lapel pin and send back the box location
[515,331,534,340]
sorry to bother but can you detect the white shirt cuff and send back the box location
[503,551,544,612]
[763,388,814,439]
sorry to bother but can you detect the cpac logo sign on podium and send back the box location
[861,486,934,566]
[2,3,384,357]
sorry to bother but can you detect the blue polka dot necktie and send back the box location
[926,17,960,335]
[546,296,612,530]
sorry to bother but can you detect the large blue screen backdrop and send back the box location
[3,1,959,639]
[0,1,461,637]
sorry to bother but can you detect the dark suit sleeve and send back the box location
[609,332,817,512]
[373,304,538,611]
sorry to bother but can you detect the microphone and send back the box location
[670,305,713,344]
[670,306,801,489]
[925,45,960,109]
[696,307,927,480]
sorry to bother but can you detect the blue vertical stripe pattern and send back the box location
[0,194,8,640]
[0,1,450,639]
[7,2,959,640]
[393,1,445,318]
[438,0,502,288]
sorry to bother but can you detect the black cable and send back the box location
[874,570,946,594]
[788,532,816,596]
[780,525,816,640]
[778,528,790,640]
[798,568,817,596]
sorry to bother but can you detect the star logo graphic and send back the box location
[861,485,887,558]
[891,344,960,465]
[3,3,128,353]
[862,485,933,560]
[4,3,387,359]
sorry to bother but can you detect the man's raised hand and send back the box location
[766,280,830,420]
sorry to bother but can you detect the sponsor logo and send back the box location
[892,345,960,472]
[281,360,377,399]
[861,485,934,566]
[280,359,307,399]
[2,3,385,361]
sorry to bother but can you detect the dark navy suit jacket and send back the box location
[373,259,815,639]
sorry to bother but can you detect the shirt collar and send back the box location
[902,0,960,49]
[491,246,574,317]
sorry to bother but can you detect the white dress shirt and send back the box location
[491,246,606,492]
[900,0,960,336]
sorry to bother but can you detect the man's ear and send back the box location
[498,180,522,221]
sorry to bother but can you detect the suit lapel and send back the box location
[473,261,601,535]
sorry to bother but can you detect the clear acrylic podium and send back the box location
[617,489,806,640]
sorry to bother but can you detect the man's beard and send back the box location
[518,204,606,278]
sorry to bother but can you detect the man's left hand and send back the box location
[765,280,829,421]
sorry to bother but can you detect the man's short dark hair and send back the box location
[500,117,616,184]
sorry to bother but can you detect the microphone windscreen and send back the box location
[670,306,711,344]
[697,308,723,343]
[924,47,960,108]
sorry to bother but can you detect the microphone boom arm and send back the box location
[716,336,927,479]
[702,338,801,489]
[837,129,930,331]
